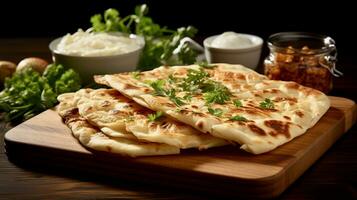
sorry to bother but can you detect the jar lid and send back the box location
[268,32,335,54]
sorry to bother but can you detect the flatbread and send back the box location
[57,93,179,157]
[75,88,136,139]
[95,63,330,154]
[73,87,228,149]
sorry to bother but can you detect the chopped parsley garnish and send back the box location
[230,115,247,121]
[149,80,185,106]
[147,111,163,122]
[260,98,275,109]
[197,61,217,69]
[166,89,185,106]
[233,99,242,107]
[179,68,209,92]
[183,93,192,101]
[131,71,141,80]
[203,83,231,104]
[150,79,166,96]
[168,74,178,84]
[208,107,223,117]
[150,67,232,106]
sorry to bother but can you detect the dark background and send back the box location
[1,0,355,57]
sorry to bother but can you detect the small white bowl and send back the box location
[204,33,263,70]
[49,33,145,84]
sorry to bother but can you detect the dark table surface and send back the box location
[0,38,356,199]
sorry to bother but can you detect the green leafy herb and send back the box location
[168,74,178,84]
[150,79,166,96]
[197,61,217,69]
[131,71,141,80]
[260,98,274,109]
[147,111,163,122]
[233,99,242,107]
[149,80,185,106]
[178,68,209,93]
[183,93,192,101]
[0,64,81,122]
[90,4,198,70]
[208,107,223,117]
[203,82,231,104]
[230,115,248,121]
[166,89,185,106]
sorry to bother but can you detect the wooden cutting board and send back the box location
[4,96,356,198]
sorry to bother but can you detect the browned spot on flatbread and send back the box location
[283,116,291,120]
[106,146,112,152]
[295,111,304,117]
[107,89,122,98]
[143,88,151,93]
[236,105,275,117]
[264,120,291,139]
[63,108,82,124]
[123,83,140,90]
[248,124,266,136]
[191,105,198,109]
[196,121,204,129]
[214,71,246,81]
[274,97,297,103]
[164,102,176,108]
[301,87,322,96]
[263,89,280,94]
[286,82,300,90]
[134,108,151,116]
[160,121,170,129]
[254,94,262,98]
[193,112,206,117]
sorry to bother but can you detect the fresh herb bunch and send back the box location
[0,64,81,122]
[90,4,198,70]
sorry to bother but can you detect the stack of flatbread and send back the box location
[57,63,330,156]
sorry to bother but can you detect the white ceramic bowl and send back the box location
[49,33,145,84]
[204,33,263,70]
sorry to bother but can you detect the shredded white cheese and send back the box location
[56,29,141,56]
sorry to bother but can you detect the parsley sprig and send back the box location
[233,99,242,107]
[147,111,163,122]
[208,107,223,117]
[149,80,185,106]
[178,68,231,104]
[150,79,166,96]
[260,98,274,109]
[131,71,141,80]
[230,115,248,121]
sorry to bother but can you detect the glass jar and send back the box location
[264,32,342,94]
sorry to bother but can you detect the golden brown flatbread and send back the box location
[57,93,179,157]
[95,63,330,154]
[73,88,228,149]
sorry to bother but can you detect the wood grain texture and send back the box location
[4,96,356,198]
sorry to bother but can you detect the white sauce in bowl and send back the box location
[56,29,142,56]
[211,32,254,49]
